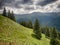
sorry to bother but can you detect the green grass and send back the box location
[0,15,50,45]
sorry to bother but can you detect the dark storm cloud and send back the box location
[0,0,4,9]
[22,0,32,4]
[0,0,58,9]
[14,0,33,8]
[4,0,15,3]
[37,0,57,6]
[24,6,34,10]
[0,0,57,8]
[0,0,33,8]
[4,0,32,4]
[0,0,20,8]
[0,0,14,8]
[57,4,60,8]
[23,0,30,3]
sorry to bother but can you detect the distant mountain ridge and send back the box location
[15,12,60,30]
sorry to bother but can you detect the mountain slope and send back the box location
[0,15,50,45]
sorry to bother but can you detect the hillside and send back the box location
[0,15,50,45]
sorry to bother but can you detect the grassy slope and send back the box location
[0,15,50,45]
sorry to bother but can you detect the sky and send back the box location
[0,0,60,14]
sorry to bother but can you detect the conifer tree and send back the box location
[8,10,11,18]
[51,27,58,39]
[50,27,60,45]
[27,20,33,28]
[3,7,7,17]
[50,38,59,45]
[11,11,16,21]
[8,10,16,21]
[20,20,27,27]
[41,27,46,34]
[33,19,42,39]
[58,32,60,40]
[45,26,50,38]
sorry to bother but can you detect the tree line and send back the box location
[2,7,16,21]
[20,19,60,45]
[20,20,33,29]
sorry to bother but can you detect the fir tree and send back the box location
[45,26,50,38]
[8,10,11,18]
[41,27,46,34]
[51,27,58,39]
[27,20,33,29]
[33,19,42,39]
[20,20,27,27]
[58,32,60,40]
[11,11,16,21]
[2,7,7,17]
[8,10,16,21]
[50,39,59,45]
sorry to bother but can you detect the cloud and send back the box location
[0,0,4,9]
[37,0,57,6]
[0,0,60,14]
[22,0,33,4]
[57,4,60,8]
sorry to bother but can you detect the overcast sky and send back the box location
[0,0,60,14]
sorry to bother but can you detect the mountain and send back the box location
[0,15,50,45]
[15,12,60,30]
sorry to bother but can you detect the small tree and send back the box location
[51,27,58,39]
[11,11,16,21]
[50,27,60,45]
[45,26,50,38]
[8,10,16,21]
[58,32,60,40]
[41,27,46,34]
[8,10,11,18]
[27,20,33,29]
[20,20,27,27]
[2,7,7,17]
[50,39,59,45]
[33,19,42,39]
